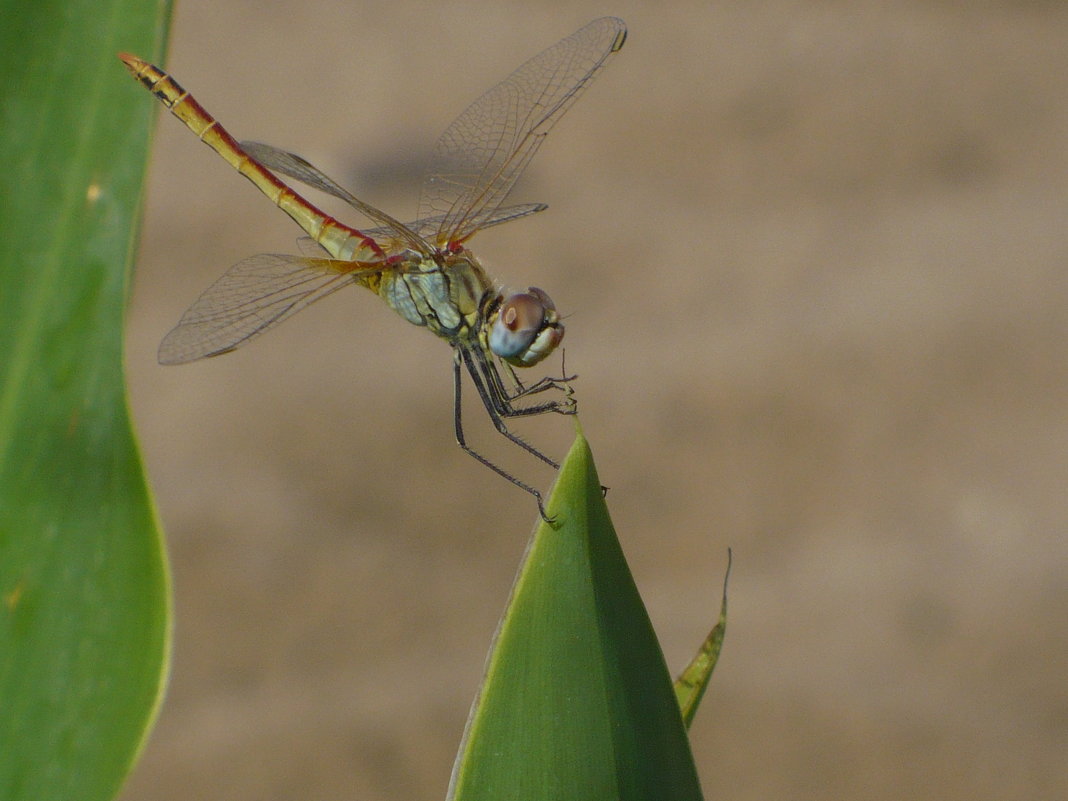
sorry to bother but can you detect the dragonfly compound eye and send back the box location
[488,288,565,367]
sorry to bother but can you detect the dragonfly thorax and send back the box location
[485,287,565,367]
[379,250,490,341]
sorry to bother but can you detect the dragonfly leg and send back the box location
[504,350,578,401]
[482,350,605,497]
[481,355,575,417]
[525,348,579,393]
[503,368,577,407]
[462,348,562,469]
[504,358,576,399]
[453,352,554,521]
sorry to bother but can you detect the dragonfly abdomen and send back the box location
[118,54,383,263]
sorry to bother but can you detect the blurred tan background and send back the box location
[121,1,1068,799]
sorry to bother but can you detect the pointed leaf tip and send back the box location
[450,431,704,801]
[674,549,732,729]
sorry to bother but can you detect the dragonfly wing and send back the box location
[241,141,431,255]
[418,17,626,247]
[159,254,381,364]
[457,201,549,233]
[360,202,548,242]
[296,236,330,257]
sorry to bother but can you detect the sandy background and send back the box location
[121,2,1068,799]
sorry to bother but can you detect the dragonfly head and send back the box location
[487,287,564,367]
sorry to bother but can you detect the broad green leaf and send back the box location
[449,428,704,801]
[674,551,731,729]
[0,1,173,800]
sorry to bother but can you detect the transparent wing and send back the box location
[296,203,547,254]
[159,254,382,364]
[360,202,548,242]
[418,17,626,247]
[296,237,331,258]
[240,141,431,255]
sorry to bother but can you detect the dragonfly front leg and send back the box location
[479,353,576,418]
[453,351,553,521]
[503,349,578,400]
[498,364,578,409]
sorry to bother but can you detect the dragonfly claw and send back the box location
[536,493,557,524]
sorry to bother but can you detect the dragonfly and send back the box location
[120,16,626,518]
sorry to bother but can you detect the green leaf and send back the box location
[449,427,704,801]
[0,1,173,800]
[674,551,731,729]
